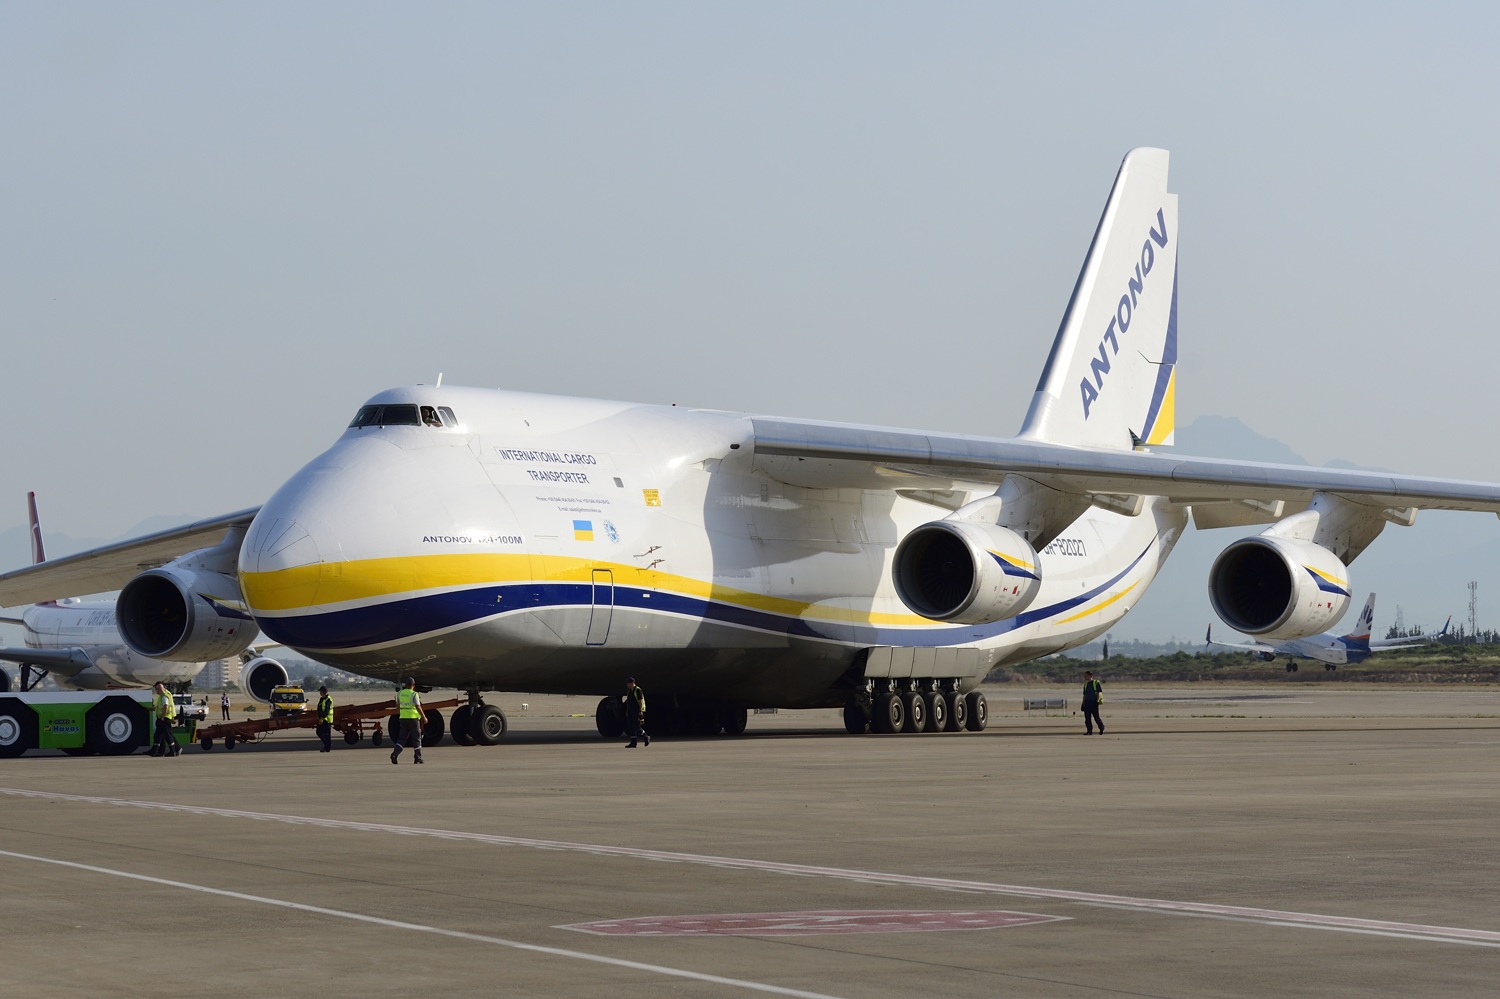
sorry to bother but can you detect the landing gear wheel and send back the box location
[471,704,508,745]
[343,729,361,745]
[945,691,968,732]
[721,705,748,736]
[1286,662,1298,673]
[421,708,446,747]
[924,692,947,733]
[387,714,401,744]
[450,705,476,746]
[873,692,905,734]
[964,690,988,732]
[900,692,927,733]
[842,698,869,735]
[595,697,624,739]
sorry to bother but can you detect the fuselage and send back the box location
[238,386,1188,707]
[18,599,206,689]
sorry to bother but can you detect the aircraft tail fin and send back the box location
[1020,147,1179,450]
[1344,593,1376,644]
[27,492,45,565]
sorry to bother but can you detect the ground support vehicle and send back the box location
[0,691,194,757]
[195,696,462,750]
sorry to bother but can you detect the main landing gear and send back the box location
[845,680,986,735]
[594,694,749,739]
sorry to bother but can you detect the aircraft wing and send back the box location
[1204,625,1279,656]
[0,646,94,675]
[749,419,1500,513]
[0,508,259,607]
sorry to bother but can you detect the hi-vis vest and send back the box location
[318,696,334,724]
[155,691,177,720]
[397,688,421,719]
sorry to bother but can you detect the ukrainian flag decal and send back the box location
[573,520,594,541]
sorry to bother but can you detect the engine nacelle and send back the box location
[238,656,290,704]
[117,567,259,662]
[893,521,1041,624]
[1208,536,1351,641]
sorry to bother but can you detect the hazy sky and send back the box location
[3,3,1498,638]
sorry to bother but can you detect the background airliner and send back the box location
[0,493,288,699]
[4,148,1500,744]
[1206,593,1451,672]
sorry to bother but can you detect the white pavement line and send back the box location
[5,786,1500,948]
[0,848,848,999]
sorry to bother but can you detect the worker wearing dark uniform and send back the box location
[150,682,180,757]
[390,677,425,764]
[624,676,650,748]
[1082,670,1105,735]
[315,686,334,752]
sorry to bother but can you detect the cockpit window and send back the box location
[438,406,458,426]
[348,404,421,428]
[420,405,443,427]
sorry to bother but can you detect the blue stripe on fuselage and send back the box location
[256,542,1158,653]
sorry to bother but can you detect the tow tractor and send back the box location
[0,690,195,757]
[195,695,464,750]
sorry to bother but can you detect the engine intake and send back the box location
[1208,535,1351,641]
[117,567,258,662]
[893,521,1041,624]
[239,656,290,703]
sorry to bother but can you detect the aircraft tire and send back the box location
[720,705,748,736]
[471,704,508,746]
[901,692,926,733]
[873,692,904,734]
[945,691,968,732]
[964,690,988,732]
[451,705,477,745]
[86,696,147,756]
[924,692,947,733]
[421,708,445,747]
[595,698,623,739]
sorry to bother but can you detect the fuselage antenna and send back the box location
[436,372,444,387]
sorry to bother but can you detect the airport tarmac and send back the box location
[3,683,1499,998]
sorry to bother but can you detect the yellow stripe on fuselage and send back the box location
[240,553,934,627]
[1054,580,1140,625]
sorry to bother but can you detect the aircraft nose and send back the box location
[239,436,413,611]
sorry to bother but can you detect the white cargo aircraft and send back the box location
[0,493,289,699]
[4,148,1500,743]
[1206,593,1451,672]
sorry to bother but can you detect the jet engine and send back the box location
[1208,535,1351,641]
[893,521,1041,624]
[116,567,258,662]
[238,656,290,704]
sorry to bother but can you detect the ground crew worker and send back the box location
[315,686,334,752]
[623,676,649,748]
[390,677,425,764]
[1082,670,1105,735]
[150,682,180,757]
[221,691,231,720]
